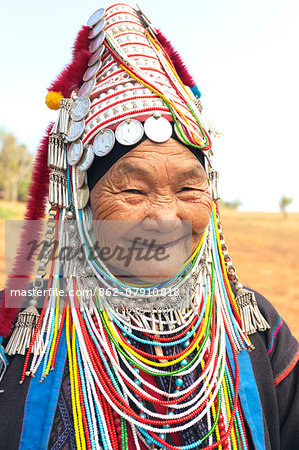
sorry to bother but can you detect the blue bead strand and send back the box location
[111,314,202,348]
[94,399,110,450]
[110,285,208,349]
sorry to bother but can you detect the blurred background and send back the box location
[0,0,298,338]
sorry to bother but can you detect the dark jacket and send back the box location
[0,288,298,449]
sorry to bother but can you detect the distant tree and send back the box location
[279,196,293,218]
[218,199,242,210]
[0,131,33,202]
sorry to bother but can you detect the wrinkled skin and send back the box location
[90,138,213,282]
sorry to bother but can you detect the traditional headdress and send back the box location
[0,4,270,449]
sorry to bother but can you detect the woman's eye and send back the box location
[179,187,195,192]
[123,189,143,194]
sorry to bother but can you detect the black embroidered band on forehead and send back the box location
[87,127,205,191]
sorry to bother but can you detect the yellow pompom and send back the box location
[45,91,63,110]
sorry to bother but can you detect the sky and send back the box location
[0,0,298,211]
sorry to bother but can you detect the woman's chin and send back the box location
[110,247,190,285]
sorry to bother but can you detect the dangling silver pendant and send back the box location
[68,140,84,166]
[144,114,172,143]
[78,145,95,172]
[236,287,270,335]
[71,96,91,122]
[93,129,115,156]
[76,184,90,210]
[87,8,106,28]
[209,168,220,201]
[67,120,86,142]
[115,119,144,146]
[5,306,40,356]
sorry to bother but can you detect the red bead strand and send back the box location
[131,315,198,342]
[96,385,119,450]
[142,318,241,450]
[114,318,204,361]
[76,301,216,424]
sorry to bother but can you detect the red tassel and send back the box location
[155,29,195,88]
[48,26,91,98]
[0,125,52,338]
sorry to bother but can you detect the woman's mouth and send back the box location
[127,234,188,250]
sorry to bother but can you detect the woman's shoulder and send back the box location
[244,286,299,386]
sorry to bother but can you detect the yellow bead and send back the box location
[45,91,63,110]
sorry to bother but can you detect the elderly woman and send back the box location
[0,3,298,450]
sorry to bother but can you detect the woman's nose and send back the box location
[141,200,182,233]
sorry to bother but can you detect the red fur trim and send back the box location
[48,26,91,98]
[155,29,195,88]
[0,125,52,338]
[0,26,91,337]
[25,126,51,221]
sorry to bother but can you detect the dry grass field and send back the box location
[1,201,298,340]
[220,209,299,340]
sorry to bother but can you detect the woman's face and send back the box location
[90,138,212,283]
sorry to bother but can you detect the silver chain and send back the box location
[215,212,240,289]
[30,208,57,305]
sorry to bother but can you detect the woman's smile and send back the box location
[90,138,212,281]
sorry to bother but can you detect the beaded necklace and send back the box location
[13,200,253,450]
[1,6,271,449]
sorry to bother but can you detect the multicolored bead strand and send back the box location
[18,196,254,450]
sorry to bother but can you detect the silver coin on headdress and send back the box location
[87,8,106,28]
[174,122,187,144]
[83,61,102,82]
[78,77,96,98]
[88,46,105,67]
[89,18,105,39]
[83,205,93,232]
[93,129,115,156]
[75,167,86,189]
[144,115,172,143]
[76,184,90,209]
[67,120,85,142]
[78,145,95,172]
[68,140,84,166]
[115,119,144,146]
[71,97,91,122]
[89,31,105,53]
